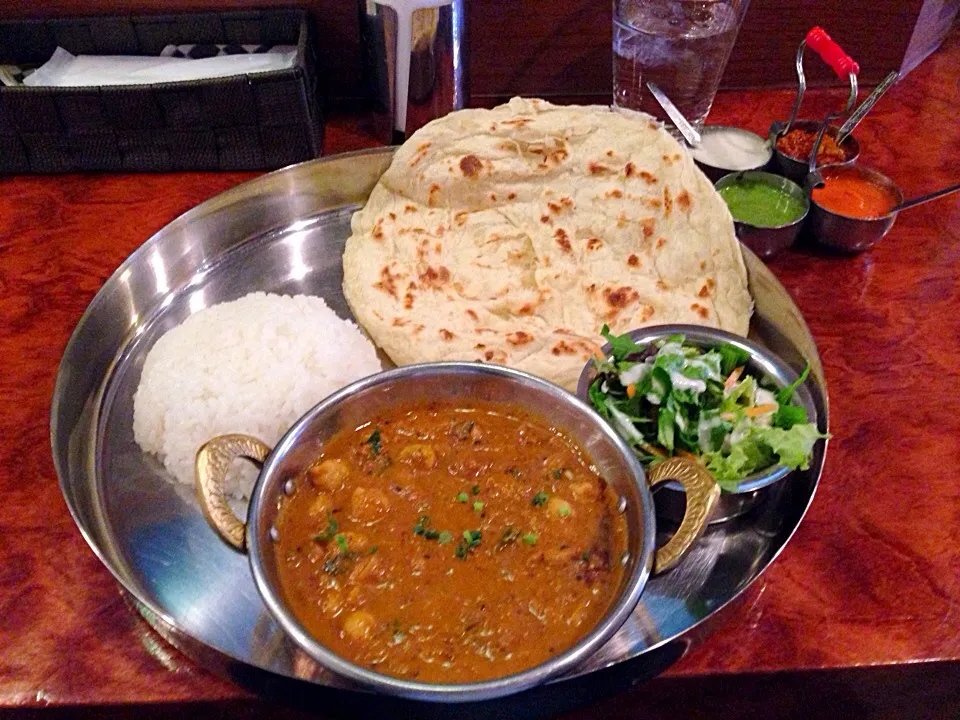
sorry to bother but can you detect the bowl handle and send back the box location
[195,434,272,552]
[648,457,721,573]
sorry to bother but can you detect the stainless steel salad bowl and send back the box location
[576,325,820,523]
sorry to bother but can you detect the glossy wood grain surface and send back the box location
[1,29,959,720]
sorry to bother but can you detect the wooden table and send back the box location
[3,30,959,720]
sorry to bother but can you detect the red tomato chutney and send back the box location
[812,167,898,219]
[274,400,628,683]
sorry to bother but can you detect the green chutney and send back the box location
[718,178,807,227]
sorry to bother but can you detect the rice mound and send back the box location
[132,292,382,498]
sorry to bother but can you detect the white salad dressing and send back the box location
[618,362,651,387]
[669,371,707,393]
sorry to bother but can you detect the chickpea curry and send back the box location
[274,401,628,683]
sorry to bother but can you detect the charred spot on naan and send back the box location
[459,154,483,178]
[439,328,456,341]
[419,265,451,289]
[372,218,385,241]
[506,331,534,346]
[373,266,404,298]
[627,254,640,268]
[640,218,656,239]
[677,189,692,212]
[601,286,640,319]
[663,187,673,217]
[409,142,432,167]
[690,303,710,319]
[698,278,716,297]
[554,228,572,253]
[586,237,603,252]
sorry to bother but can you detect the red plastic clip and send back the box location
[806,26,859,79]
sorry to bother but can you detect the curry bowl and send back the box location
[576,326,820,524]
[194,362,719,702]
[807,164,903,254]
[715,171,810,260]
[771,119,860,185]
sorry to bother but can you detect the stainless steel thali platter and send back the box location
[51,148,829,711]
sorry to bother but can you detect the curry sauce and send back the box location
[274,401,628,683]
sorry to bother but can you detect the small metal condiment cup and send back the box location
[714,171,810,260]
[193,362,719,702]
[576,325,819,524]
[689,125,773,183]
[806,164,903,254]
[771,119,860,185]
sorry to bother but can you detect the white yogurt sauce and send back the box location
[690,129,771,171]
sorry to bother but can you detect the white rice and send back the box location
[132,292,382,498]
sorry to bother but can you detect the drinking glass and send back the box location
[613,0,750,131]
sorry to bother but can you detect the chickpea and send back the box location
[547,496,573,519]
[350,555,385,584]
[308,459,350,492]
[569,480,599,502]
[321,590,344,618]
[350,487,390,524]
[342,610,376,642]
[397,443,438,469]
[308,493,333,519]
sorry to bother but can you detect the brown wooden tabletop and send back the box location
[2,29,960,720]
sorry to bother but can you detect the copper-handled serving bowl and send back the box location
[576,325,819,523]
[194,362,720,703]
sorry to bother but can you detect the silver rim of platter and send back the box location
[51,148,829,709]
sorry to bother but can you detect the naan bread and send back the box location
[343,97,752,391]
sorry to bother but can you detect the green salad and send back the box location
[587,327,827,492]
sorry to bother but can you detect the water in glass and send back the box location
[614,0,747,131]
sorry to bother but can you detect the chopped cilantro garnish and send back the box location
[499,526,521,547]
[438,531,453,545]
[455,529,482,559]
[424,529,440,540]
[367,428,382,455]
[552,468,563,480]
[473,501,485,513]
[531,492,549,507]
[312,513,339,541]
[368,545,379,555]
[522,532,537,546]
[581,551,590,561]
[472,484,481,495]
[456,492,469,503]
[413,514,430,535]
[335,533,349,553]
[558,503,572,518]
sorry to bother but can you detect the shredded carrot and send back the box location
[720,412,738,422]
[626,383,636,398]
[639,442,668,458]
[744,404,777,417]
[724,366,744,391]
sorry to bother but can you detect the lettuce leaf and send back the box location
[753,423,827,470]
[703,422,828,491]
[601,324,640,361]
